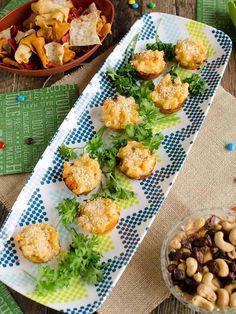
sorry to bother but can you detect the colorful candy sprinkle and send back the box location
[17,95,25,102]
[26,137,34,145]
[131,3,139,9]
[128,0,136,4]
[226,143,235,151]
[147,2,156,8]
[0,141,5,149]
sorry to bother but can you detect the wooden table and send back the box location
[0,0,235,313]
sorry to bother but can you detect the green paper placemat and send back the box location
[0,0,27,18]
[197,0,236,41]
[0,85,78,175]
[0,282,23,314]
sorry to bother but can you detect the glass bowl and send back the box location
[161,208,236,314]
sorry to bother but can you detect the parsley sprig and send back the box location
[35,230,104,295]
[168,65,206,96]
[56,198,79,225]
[146,19,176,61]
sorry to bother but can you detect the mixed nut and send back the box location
[167,214,236,311]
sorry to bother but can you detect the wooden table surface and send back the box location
[0,0,235,313]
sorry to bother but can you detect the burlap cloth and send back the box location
[1,49,236,313]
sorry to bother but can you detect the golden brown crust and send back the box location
[130,50,166,80]
[102,95,141,130]
[117,141,157,180]
[150,74,189,114]
[15,223,60,263]
[77,197,120,234]
[175,38,208,70]
[62,154,102,196]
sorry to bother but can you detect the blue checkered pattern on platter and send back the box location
[19,188,48,227]
[0,12,232,314]
[0,238,19,268]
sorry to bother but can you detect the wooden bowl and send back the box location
[0,0,114,76]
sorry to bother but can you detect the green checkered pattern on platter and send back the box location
[27,278,88,305]
[197,0,236,41]
[0,282,23,314]
[26,233,115,304]
[185,21,216,57]
[115,171,139,210]
[0,85,78,175]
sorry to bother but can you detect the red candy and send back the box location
[0,141,5,149]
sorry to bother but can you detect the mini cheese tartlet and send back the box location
[150,74,189,114]
[175,38,208,70]
[117,140,156,179]
[130,50,166,79]
[102,95,141,130]
[15,223,60,263]
[62,153,102,196]
[77,197,120,234]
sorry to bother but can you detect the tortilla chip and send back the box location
[32,0,73,15]
[52,22,70,42]
[31,37,48,68]
[23,13,37,29]
[96,15,111,37]
[69,12,101,46]
[15,44,32,64]
[35,8,70,27]
[63,47,75,63]
[45,42,64,65]
[20,32,38,51]
[37,27,53,42]
[15,29,35,44]
[2,57,19,68]
[0,28,11,40]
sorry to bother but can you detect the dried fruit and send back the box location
[173,268,186,281]
[230,262,236,272]
[182,239,192,250]
[205,215,218,229]
[207,260,220,274]
[168,249,182,261]
[193,237,209,247]
[193,247,204,264]
[167,264,177,273]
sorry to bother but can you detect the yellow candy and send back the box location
[128,0,136,4]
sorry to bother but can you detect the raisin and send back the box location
[210,247,219,255]
[230,262,236,272]
[228,272,236,281]
[173,268,186,281]
[182,240,192,250]
[213,250,226,259]
[188,234,199,242]
[205,234,213,247]
[180,278,198,294]
[220,276,233,286]
[167,264,177,273]
[168,250,182,261]
[193,237,209,247]
[207,260,220,274]
[205,215,218,229]
[181,251,191,260]
[206,229,215,242]
[193,247,204,264]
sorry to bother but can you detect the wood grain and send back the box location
[0,0,235,313]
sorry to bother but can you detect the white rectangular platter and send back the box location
[0,12,232,314]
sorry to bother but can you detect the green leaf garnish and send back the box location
[35,231,104,295]
[146,20,176,61]
[58,144,77,160]
[183,73,206,96]
[56,198,79,225]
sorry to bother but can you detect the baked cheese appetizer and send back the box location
[150,74,189,114]
[78,197,120,234]
[117,141,156,179]
[130,50,166,79]
[175,38,208,69]
[15,223,60,263]
[62,154,102,196]
[102,95,141,130]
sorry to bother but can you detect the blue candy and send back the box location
[226,143,235,151]
[17,95,26,102]
[131,3,139,9]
